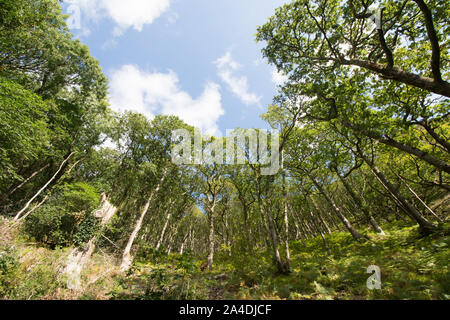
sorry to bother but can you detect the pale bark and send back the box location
[264,204,289,274]
[155,201,175,251]
[391,169,442,222]
[14,152,75,221]
[64,196,117,290]
[306,172,364,240]
[336,172,385,235]
[281,151,291,269]
[4,163,50,199]
[308,209,331,256]
[120,167,168,272]
[360,152,437,233]
[179,231,189,255]
[207,208,215,270]
[310,197,332,234]
[15,194,49,223]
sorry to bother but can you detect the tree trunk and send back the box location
[179,230,189,255]
[263,203,289,274]
[14,194,49,224]
[391,169,442,222]
[336,171,385,235]
[306,172,364,241]
[341,119,450,173]
[207,207,215,270]
[359,152,438,234]
[155,201,175,251]
[310,197,332,234]
[308,209,331,256]
[281,151,291,270]
[120,167,168,272]
[3,163,50,201]
[64,196,117,290]
[14,152,75,221]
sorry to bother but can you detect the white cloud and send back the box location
[109,65,224,135]
[271,67,288,86]
[69,0,171,36]
[214,51,261,106]
[102,0,170,33]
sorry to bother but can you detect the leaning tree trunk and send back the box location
[2,163,50,202]
[179,230,190,255]
[14,152,75,221]
[359,152,438,234]
[310,197,332,234]
[63,195,117,291]
[155,200,175,251]
[306,172,364,241]
[308,208,332,256]
[120,167,168,272]
[340,119,450,174]
[390,168,442,222]
[14,194,49,224]
[336,171,385,235]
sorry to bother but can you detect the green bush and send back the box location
[0,248,19,298]
[24,182,100,248]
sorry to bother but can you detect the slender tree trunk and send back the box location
[306,172,364,240]
[310,197,332,234]
[14,152,75,221]
[293,219,301,239]
[155,201,175,251]
[308,209,331,256]
[262,201,289,274]
[4,163,50,200]
[391,169,442,222]
[296,215,310,241]
[298,213,313,239]
[359,152,438,234]
[281,151,291,270]
[14,194,49,224]
[120,167,168,272]
[336,171,385,235]
[207,204,215,270]
[166,224,178,255]
[179,230,189,255]
[189,229,195,252]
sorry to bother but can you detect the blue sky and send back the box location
[63,0,289,135]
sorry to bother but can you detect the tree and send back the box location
[257,0,450,97]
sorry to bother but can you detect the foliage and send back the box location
[24,182,100,248]
[0,77,50,189]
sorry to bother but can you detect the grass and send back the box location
[0,217,449,300]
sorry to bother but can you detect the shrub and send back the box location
[24,182,100,248]
[0,248,19,298]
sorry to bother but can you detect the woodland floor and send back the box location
[1,218,449,300]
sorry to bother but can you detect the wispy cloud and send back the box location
[108,65,224,135]
[214,51,261,106]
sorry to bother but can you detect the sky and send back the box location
[63,0,289,136]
